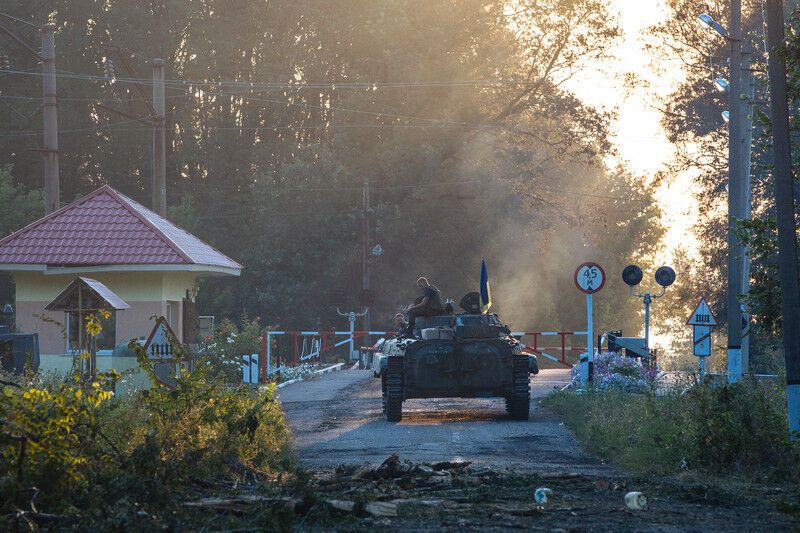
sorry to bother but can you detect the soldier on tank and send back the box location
[403,277,444,336]
[393,313,408,336]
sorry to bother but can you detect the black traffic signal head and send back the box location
[622,265,643,287]
[655,266,676,287]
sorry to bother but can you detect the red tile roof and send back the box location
[0,185,241,273]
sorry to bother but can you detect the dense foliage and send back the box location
[0,359,292,528]
[650,1,800,368]
[0,1,664,337]
[547,377,799,482]
[197,316,264,382]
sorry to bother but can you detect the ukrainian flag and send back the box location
[480,259,492,314]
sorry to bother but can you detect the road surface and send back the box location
[280,368,613,474]
[278,368,800,531]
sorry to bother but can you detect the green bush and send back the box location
[198,316,264,382]
[0,373,116,509]
[0,360,293,527]
[545,378,800,482]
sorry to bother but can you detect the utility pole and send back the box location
[740,42,755,374]
[152,58,166,217]
[764,0,800,434]
[726,0,745,383]
[362,177,371,343]
[0,16,59,214]
[41,23,59,214]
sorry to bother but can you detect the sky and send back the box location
[563,0,707,352]
[566,0,700,264]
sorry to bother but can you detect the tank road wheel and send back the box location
[384,356,404,422]
[507,355,531,421]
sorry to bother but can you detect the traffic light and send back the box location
[622,264,643,287]
[655,266,676,287]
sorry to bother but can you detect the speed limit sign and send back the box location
[574,262,606,294]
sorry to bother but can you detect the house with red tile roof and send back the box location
[0,185,241,355]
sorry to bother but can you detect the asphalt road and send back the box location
[279,368,614,474]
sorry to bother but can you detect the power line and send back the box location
[3,79,490,130]
[0,93,188,102]
[2,68,539,88]
[0,116,160,137]
[0,11,38,29]
[0,122,491,138]
[3,67,682,91]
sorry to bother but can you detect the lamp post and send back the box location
[698,10,750,381]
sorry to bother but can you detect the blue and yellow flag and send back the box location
[480,259,492,314]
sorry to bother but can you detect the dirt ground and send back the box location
[272,368,800,531]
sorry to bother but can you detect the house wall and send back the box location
[14,271,198,355]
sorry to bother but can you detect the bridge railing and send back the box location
[242,330,389,384]
[243,329,589,383]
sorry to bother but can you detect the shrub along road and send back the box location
[279,368,800,531]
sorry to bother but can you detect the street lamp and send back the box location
[698,9,752,381]
[698,13,729,38]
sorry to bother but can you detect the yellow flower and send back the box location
[86,320,101,336]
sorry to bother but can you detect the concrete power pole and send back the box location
[41,23,59,214]
[152,59,166,217]
[362,177,371,343]
[740,43,755,373]
[764,0,800,434]
[726,0,745,383]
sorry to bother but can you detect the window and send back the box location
[67,311,116,353]
[166,301,181,342]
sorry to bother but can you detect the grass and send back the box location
[543,376,800,484]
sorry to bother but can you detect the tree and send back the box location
[650,1,800,369]
[0,1,664,339]
[0,165,43,304]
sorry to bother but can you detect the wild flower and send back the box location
[572,351,661,393]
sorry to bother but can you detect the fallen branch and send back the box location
[182,495,295,513]
[10,509,78,525]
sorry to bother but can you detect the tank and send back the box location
[372,293,538,422]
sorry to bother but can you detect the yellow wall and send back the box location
[14,270,199,355]
[15,271,197,303]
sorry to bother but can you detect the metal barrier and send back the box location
[511,331,588,367]
[242,330,389,384]
[242,328,588,384]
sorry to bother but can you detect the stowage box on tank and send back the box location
[373,293,538,422]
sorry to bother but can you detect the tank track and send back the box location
[381,375,387,416]
[384,356,404,422]
[506,354,530,420]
